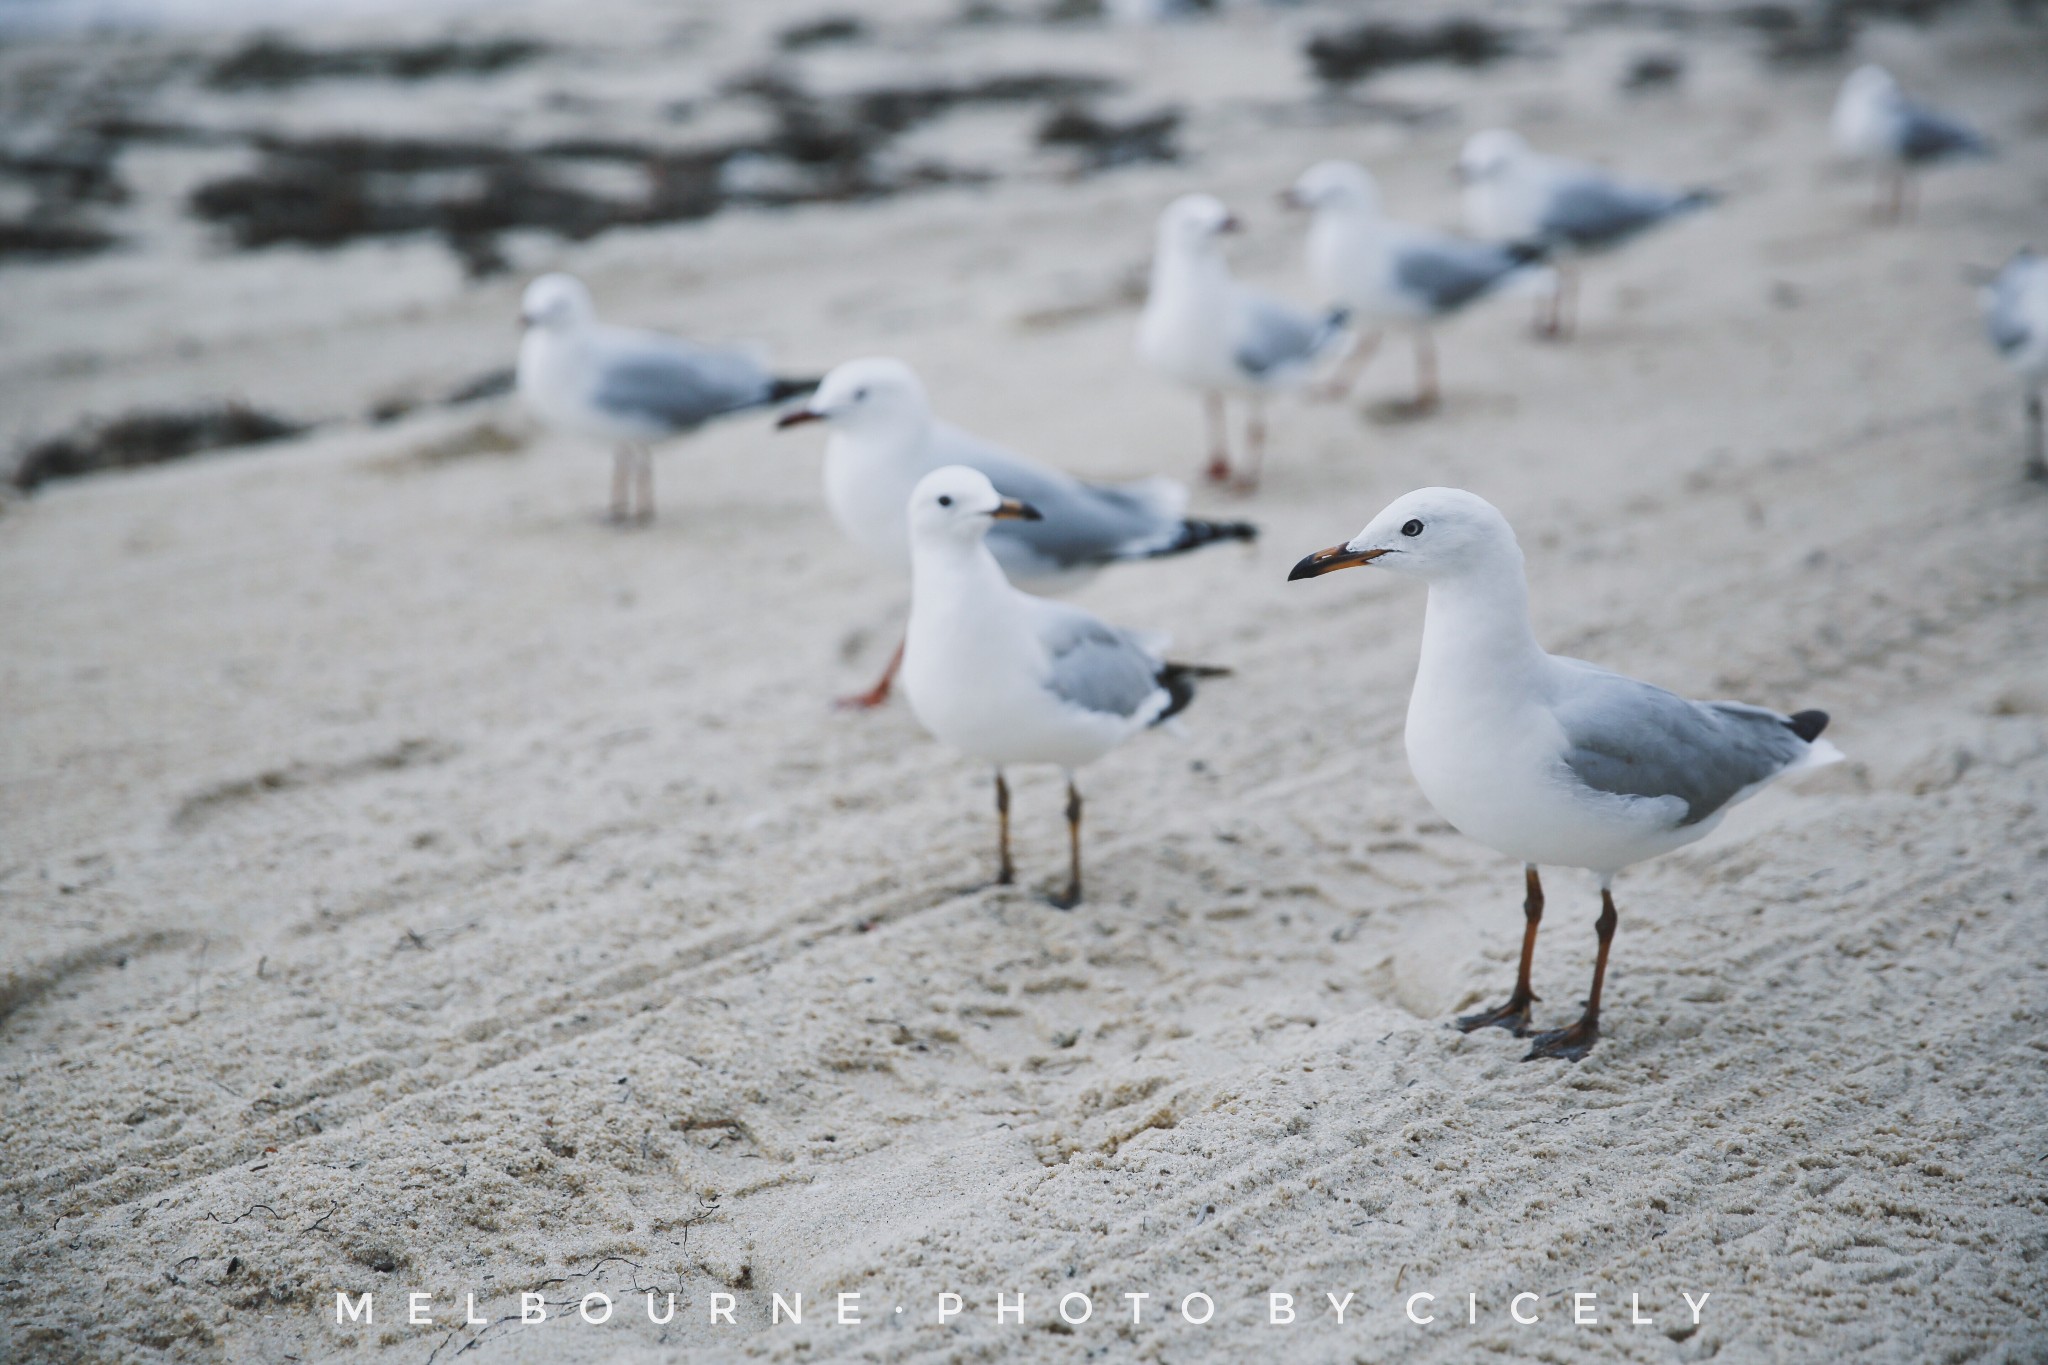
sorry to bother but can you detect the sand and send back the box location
[3,2,2046,1362]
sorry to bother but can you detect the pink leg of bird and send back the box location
[837,635,906,711]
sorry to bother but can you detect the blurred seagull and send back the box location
[903,466,1227,908]
[1138,193,1349,489]
[1290,488,1841,1060]
[1979,248,2048,481]
[1832,66,1989,222]
[777,357,1256,708]
[1455,130,1715,339]
[1284,159,1550,412]
[516,273,817,524]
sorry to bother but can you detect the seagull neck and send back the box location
[1417,561,1546,688]
[1151,243,1229,302]
[910,534,1012,610]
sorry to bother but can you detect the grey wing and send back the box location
[929,425,1182,576]
[1038,610,1166,720]
[1233,292,1340,379]
[1541,175,1678,248]
[1552,662,1813,826]
[1897,102,1986,162]
[1394,237,1529,313]
[590,335,775,433]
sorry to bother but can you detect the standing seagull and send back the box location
[1455,130,1715,339]
[1832,66,1989,223]
[1289,488,1841,1060]
[777,357,1256,708]
[903,466,1226,907]
[516,273,817,524]
[1980,248,2048,481]
[1284,159,1549,412]
[1137,194,1349,489]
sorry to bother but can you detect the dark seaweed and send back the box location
[1037,105,1180,169]
[205,35,545,90]
[1305,19,1514,86]
[13,405,307,492]
[1621,52,1686,89]
[778,16,869,50]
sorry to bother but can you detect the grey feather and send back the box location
[1395,239,1537,314]
[1551,661,1815,826]
[591,340,777,433]
[1234,294,1345,379]
[1541,176,1700,250]
[1896,103,1987,163]
[1041,615,1166,720]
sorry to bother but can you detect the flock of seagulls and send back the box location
[507,61,2022,1060]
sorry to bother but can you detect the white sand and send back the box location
[3,3,2046,1362]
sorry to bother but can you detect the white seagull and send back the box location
[516,273,816,524]
[1980,248,2048,481]
[1455,130,1715,339]
[1137,193,1349,489]
[903,466,1227,907]
[777,357,1255,708]
[1832,65,1989,222]
[1290,488,1841,1060]
[1283,159,1550,411]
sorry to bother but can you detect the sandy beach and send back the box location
[3,1,2046,1361]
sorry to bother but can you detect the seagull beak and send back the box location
[1278,189,1304,210]
[775,408,824,429]
[518,314,534,331]
[1452,164,1473,186]
[991,498,1043,521]
[1217,213,1244,234]
[1288,544,1387,580]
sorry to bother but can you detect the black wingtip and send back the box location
[1153,518,1259,558]
[1153,662,1231,725]
[1505,238,1549,265]
[768,375,823,402]
[1786,709,1829,743]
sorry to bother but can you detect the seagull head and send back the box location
[1283,160,1382,217]
[519,273,595,332]
[1455,129,1529,186]
[907,466,1042,545]
[775,356,930,435]
[1156,193,1242,254]
[1289,487,1522,583]
[1839,64,1899,109]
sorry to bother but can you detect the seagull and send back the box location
[1137,193,1349,490]
[1289,488,1842,1060]
[1455,130,1715,339]
[903,466,1227,908]
[516,273,817,524]
[1283,159,1550,412]
[777,357,1256,708]
[1832,65,1989,222]
[1980,248,2048,481]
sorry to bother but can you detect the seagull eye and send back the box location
[937,495,953,507]
[1402,519,1424,537]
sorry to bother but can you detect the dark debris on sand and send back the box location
[13,405,308,492]
[0,137,129,263]
[777,15,870,51]
[1305,18,1514,86]
[205,35,546,90]
[1037,104,1181,169]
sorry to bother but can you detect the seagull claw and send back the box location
[1453,997,1535,1036]
[1521,1018,1599,1062]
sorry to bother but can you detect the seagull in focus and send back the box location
[1980,248,2048,481]
[1832,65,1989,223]
[1290,488,1841,1060]
[1137,193,1349,489]
[1283,159,1550,412]
[516,273,817,524]
[903,466,1227,908]
[777,357,1256,708]
[1455,130,1715,339]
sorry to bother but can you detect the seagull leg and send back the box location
[1236,399,1266,493]
[1411,327,1440,414]
[994,769,1015,886]
[1203,391,1231,484]
[1313,329,1381,402]
[633,445,655,525]
[1523,885,1618,1062]
[1456,865,1543,1034]
[609,446,632,524]
[2025,387,2045,483]
[835,634,905,711]
[1050,777,1083,910]
[1552,264,1581,341]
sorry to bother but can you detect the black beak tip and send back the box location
[1287,554,1321,582]
[1019,502,1045,521]
[774,410,817,430]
